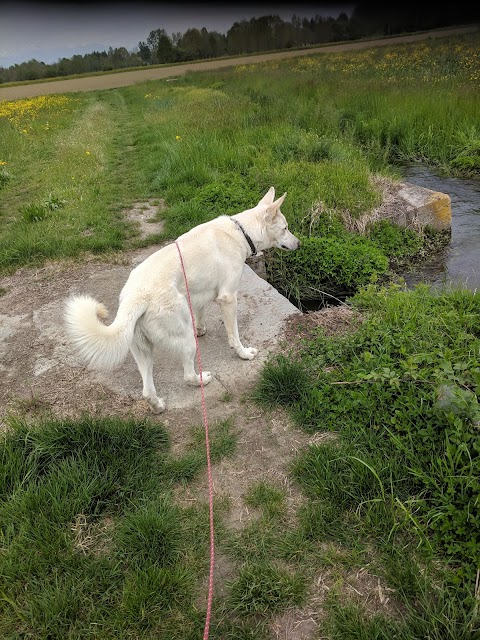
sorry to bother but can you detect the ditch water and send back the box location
[282,165,480,311]
[401,165,480,292]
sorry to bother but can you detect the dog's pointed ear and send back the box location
[273,192,287,209]
[258,186,275,206]
[265,192,287,221]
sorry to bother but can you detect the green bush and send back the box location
[43,193,67,211]
[0,167,11,189]
[451,126,480,174]
[190,177,259,217]
[368,219,423,264]
[229,562,306,615]
[265,234,389,305]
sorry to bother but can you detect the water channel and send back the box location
[401,166,480,292]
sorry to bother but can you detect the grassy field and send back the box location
[0,31,479,638]
[1,31,479,281]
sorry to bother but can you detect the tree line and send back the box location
[1,4,477,84]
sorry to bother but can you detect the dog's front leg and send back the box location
[217,292,258,360]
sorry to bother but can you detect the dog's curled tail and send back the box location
[64,294,146,370]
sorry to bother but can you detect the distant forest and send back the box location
[1,4,478,83]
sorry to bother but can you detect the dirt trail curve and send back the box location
[1,25,477,101]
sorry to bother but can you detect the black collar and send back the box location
[232,219,257,256]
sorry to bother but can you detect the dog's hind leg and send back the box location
[195,307,207,336]
[130,332,165,414]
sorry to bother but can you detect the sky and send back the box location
[0,1,355,67]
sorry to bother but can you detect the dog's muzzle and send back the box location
[281,236,300,250]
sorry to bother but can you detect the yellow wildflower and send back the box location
[175,135,181,140]
[0,95,71,132]
[85,150,91,155]
[0,161,7,165]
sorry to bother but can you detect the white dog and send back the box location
[64,187,300,413]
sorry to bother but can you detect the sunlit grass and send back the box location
[1,31,478,277]
[0,93,136,271]
[0,415,237,638]
[0,94,72,132]
[248,33,480,83]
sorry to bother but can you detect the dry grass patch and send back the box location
[283,305,363,350]
[71,514,115,557]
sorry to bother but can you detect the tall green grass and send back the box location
[0,93,130,270]
[1,32,478,281]
[254,283,480,635]
[0,415,239,638]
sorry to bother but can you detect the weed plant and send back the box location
[229,562,307,615]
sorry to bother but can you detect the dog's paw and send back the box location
[238,346,258,360]
[196,325,207,337]
[147,396,166,414]
[186,371,213,386]
[201,371,213,385]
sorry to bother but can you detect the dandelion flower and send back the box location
[85,150,91,155]
[0,161,7,165]
[175,135,181,140]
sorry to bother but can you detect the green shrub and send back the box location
[190,177,258,217]
[115,498,183,567]
[0,167,11,189]
[252,356,310,406]
[451,125,480,174]
[368,219,423,265]
[43,193,67,211]
[265,234,389,304]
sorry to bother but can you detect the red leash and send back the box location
[175,241,215,639]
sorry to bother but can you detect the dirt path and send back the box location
[0,25,477,101]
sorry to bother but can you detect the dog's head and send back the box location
[258,187,300,251]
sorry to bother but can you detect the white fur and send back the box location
[64,187,300,413]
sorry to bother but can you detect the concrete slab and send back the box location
[0,247,300,417]
[84,262,301,411]
[397,183,452,230]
